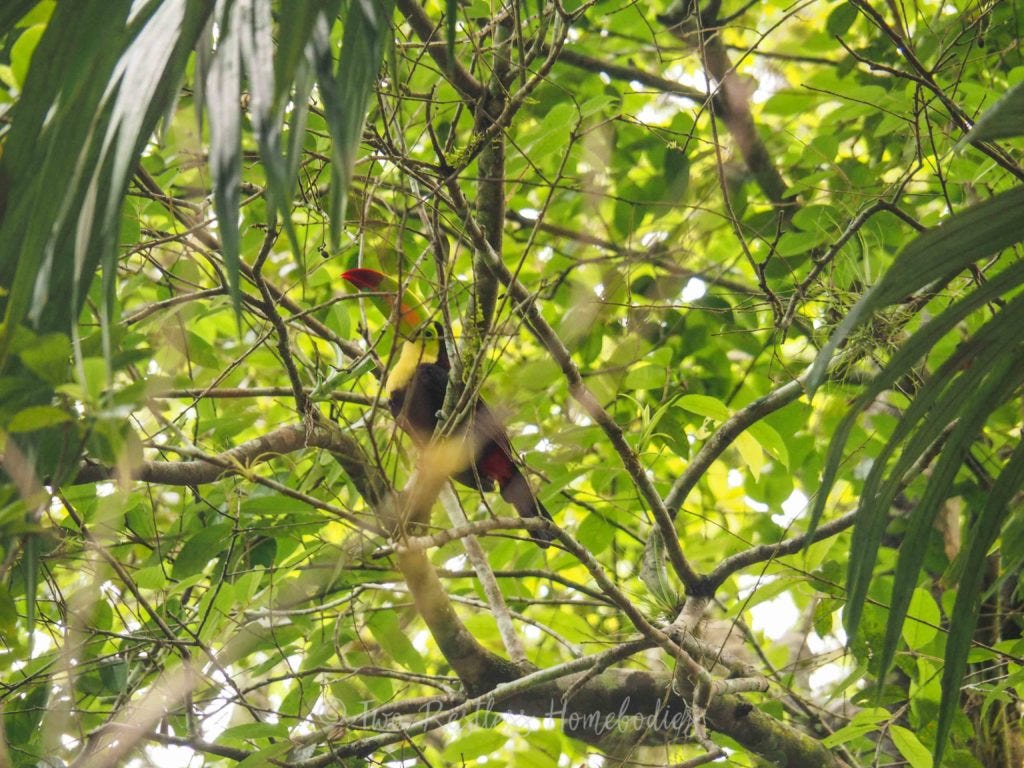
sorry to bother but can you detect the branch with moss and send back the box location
[445,180,706,595]
[395,0,484,101]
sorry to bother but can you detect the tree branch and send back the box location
[664,373,807,518]
[658,14,794,215]
[552,46,707,103]
[154,387,373,405]
[395,0,484,100]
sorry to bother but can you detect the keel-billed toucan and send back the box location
[342,268,555,547]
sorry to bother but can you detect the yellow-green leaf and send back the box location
[822,707,889,747]
[10,24,44,89]
[735,431,763,481]
[890,725,933,768]
[902,587,940,650]
[747,421,789,467]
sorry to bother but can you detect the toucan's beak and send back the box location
[340,268,386,291]
[342,268,425,337]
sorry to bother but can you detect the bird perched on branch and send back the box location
[342,268,555,548]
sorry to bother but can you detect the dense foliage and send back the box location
[0,0,1022,766]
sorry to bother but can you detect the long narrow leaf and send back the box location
[205,0,244,315]
[239,0,303,258]
[0,0,132,361]
[313,0,395,250]
[935,437,1024,765]
[841,360,962,637]
[98,2,213,359]
[806,259,1024,539]
[274,1,332,111]
[819,340,976,635]
[843,298,1024,638]
[275,4,333,256]
[0,0,214,653]
[875,351,1024,688]
[285,49,316,188]
[0,0,215,360]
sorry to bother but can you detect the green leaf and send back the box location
[125,503,158,540]
[172,523,234,579]
[219,722,290,742]
[623,364,666,390]
[812,599,835,637]
[9,23,44,89]
[826,1,858,37]
[238,0,302,258]
[866,349,1023,669]
[763,90,818,116]
[776,228,826,258]
[441,730,508,763]
[273,2,326,110]
[18,332,71,385]
[367,610,426,674]
[529,103,577,160]
[3,679,48,746]
[676,394,730,421]
[203,2,243,316]
[198,582,237,644]
[576,511,616,555]
[133,565,168,591]
[234,742,292,768]
[821,706,889,747]
[738,574,801,610]
[7,405,71,433]
[735,431,764,481]
[0,584,18,640]
[515,359,561,391]
[934,439,1024,765]
[0,0,48,34]
[890,725,933,768]
[239,494,316,517]
[79,357,108,403]
[807,259,1024,544]
[0,1,214,371]
[99,658,128,694]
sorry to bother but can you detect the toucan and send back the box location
[342,268,555,547]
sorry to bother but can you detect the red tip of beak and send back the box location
[341,268,385,290]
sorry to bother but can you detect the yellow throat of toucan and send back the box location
[384,329,442,398]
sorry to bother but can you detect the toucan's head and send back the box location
[341,268,425,340]
[342,269,447,393]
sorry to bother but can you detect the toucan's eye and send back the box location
[422,327,435,339]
